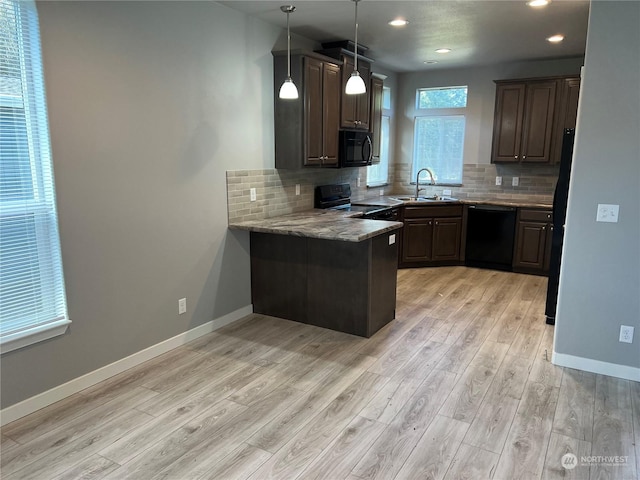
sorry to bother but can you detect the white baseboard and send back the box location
[0,305,253,426]
[552,351,640,382]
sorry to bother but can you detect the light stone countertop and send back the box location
[229,209,403,243]
[353,195,552,209]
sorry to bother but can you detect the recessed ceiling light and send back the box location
[435,48,451,54]
[547,34,565,43]
[424,60,438,64]
[388,18,409,27]
[527,0,550,7]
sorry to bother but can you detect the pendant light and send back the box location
[279,5,299,100]
[345,0,366,95]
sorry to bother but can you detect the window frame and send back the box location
[367,86,391,188]
[411,85,468,186]
[1,0,70,354]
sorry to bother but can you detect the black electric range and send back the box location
[314,184,396,219]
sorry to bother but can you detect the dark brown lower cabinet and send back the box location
[399,205,464,268]
[513,208,553,275]
[250,230,399,337]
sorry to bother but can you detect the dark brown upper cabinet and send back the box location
[340,55,371,130]
[492,80,557,163]
[491,76,580,165]
[550,76,581,164]
[369,76,384,164]
[273,52,341,169]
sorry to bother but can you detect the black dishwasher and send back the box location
[465,205,516,271]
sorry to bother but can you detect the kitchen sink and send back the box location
[391,196,457,202]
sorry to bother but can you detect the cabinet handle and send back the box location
[429,221,432,225]
[547,214,551,219]
[514,155,519,159]
[542,226,546,230]
[523,155,526,159]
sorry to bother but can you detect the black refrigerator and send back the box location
[545,128,575,325]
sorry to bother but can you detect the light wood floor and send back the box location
[2,267,639,480]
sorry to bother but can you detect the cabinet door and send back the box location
[340,56,358,129]
[401,218,433,263]
[322,62,341,166]
[432,217,462,261]
[551,77,580,164]
[492,83,525,163]
[543,223,554,272]
[369,77,384,162]
[520,80,557,163]
[357,62,371,130]
[304,57,324,166]
[513,221,547,270]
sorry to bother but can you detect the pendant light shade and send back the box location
[346,0,366,95]
[345,71,366,94]
[279,5,298,100]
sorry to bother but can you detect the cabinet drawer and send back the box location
[403,205,463,219]
[519,209,552,222]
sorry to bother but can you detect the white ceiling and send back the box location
[219,0,590,72]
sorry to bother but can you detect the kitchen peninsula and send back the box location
[229,210,402,337]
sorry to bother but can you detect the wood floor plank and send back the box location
[493,380,560,480]
[590,375,636,480]
[297,416,387,480]
[351,369,458,480]
[486,294,533,345]
[394,414,469,480]
[152,385,306,480]
[442,443,500,480]
[429,298,485,345]
[359,377,423,425]
[1,386,157,477]
[195,443,271,480]
[367,321,437,377]
[51,454,120,480]
[552,368,596,442]
[541,432,591,480]
[101,400,247,480]
[438,341,509,423]
[394,340,450,380]
[246,373,388,480]
[507,310,546,360]
[247,355,378,453]
[463,394,520,455]
[136,359,263,416]
[5,408,154,480]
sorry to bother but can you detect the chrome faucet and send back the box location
[415,168,435,198]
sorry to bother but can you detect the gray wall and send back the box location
[395,57,584,170]
[554,1,640,370]
[0,1,287,408]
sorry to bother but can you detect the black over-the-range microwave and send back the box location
[339,129,373,168]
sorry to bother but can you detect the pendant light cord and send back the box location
[287,10,291,78]
[354,0,359,72]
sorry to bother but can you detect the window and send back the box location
[412,86,468,185]
[1,0,70,353]
[367,86,391,187]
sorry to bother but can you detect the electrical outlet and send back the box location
[596,204,619,223]
[357,177,361,187]
[178,298,187,315]
[495,176,502,186]
[295,184,300,196]
[379,189,384,196]
[512,177,519,187]
[250,188,257,202]
[443,189,452,196]
[619,325,634,343]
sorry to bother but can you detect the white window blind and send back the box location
[1,0,70,353]
[367,87,391,187]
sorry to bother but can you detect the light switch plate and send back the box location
[443,189,452,196]
[512,177,519,187]
[295,184,300,196]
[379,189,384,196]
[596,204,619,223]
[357,177,361,187]
[389,234,396,245]
[250,188,257,202]
[495,176,502,186]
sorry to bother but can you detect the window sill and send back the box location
[1,319,71,355]
[366,182,390,188]
[409,182,463,187]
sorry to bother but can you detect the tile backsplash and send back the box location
[393,163,558,202]
[227,163,558,223]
